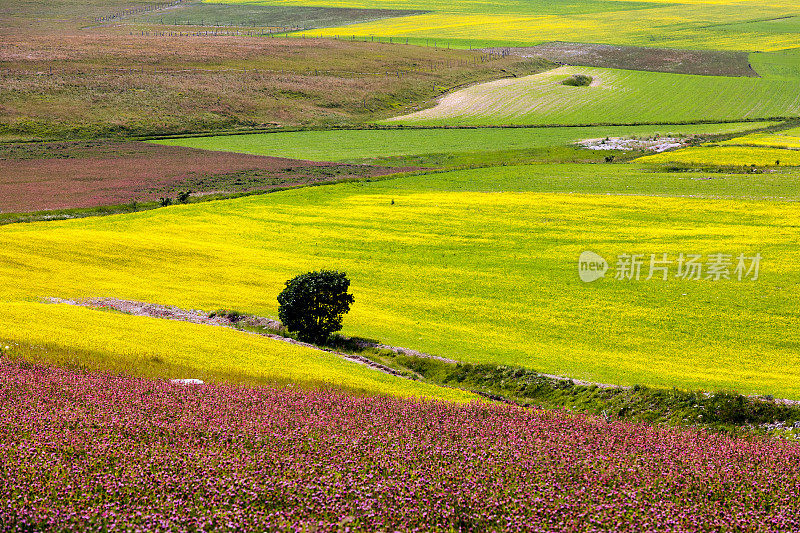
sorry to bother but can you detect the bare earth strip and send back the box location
[44,296,630,391]
[0,141,410,212]
[43,297,448,378]
[42,297,800,407]
[487,42,758,77]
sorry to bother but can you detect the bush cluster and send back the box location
[561,74,593,87]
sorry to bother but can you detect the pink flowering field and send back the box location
[2,359,800,532]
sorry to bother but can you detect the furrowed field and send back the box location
[3,359,800,531]
[385,66,800,126]
[1,164,799,398]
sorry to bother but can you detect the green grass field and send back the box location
[751,48,800,80]
[385,66,800,126]
[1,163,799,398]
[153,122,772,162]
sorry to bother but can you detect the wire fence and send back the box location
[90,0,188,24]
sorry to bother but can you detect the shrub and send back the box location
[562,74,592,87]
[210,309,245,323]
[277,270,354,344]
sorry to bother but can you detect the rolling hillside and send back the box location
[385,66,800,126]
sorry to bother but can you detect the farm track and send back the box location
[43,296,634,393]
[43,297,453,379]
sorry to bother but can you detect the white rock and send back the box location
[169,378,205,385]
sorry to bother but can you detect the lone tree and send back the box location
[277,270,355,344]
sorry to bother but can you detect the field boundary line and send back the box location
[136,119,789,142]
[43,296,455,378]
[41,296,646,393]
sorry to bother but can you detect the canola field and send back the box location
[639,126,800,166]
[640,145,800,167]
[718,128,800,149]
[0,301,472,402]
[385,66,800,126]
[1,165,799,398]
[207,0,800,50]
[154,122,770,162]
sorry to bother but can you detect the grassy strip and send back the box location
[346,146,634,168]
[216,309,800,436]
[141,119,783,141]
[0,202,160,226]
[389,355,800,436]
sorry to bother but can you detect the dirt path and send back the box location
[43,297,799,407]
[44,296,626,389]
[44,297,455,378]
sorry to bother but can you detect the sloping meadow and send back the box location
[384,66,800,126]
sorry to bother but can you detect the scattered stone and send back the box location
[576,136,690,153]
[170,378,204,385]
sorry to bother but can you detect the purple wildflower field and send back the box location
[2,359,800,532]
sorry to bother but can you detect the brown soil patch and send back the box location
[486,42,758,77]
[0,140,409,212]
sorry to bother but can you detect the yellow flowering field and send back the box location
[211,0,800,50]
[719,130,800,149]
[0,300,474,402]
[640,145,800,167]
[2,167,799,398]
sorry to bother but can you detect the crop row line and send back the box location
[90,0,188,24]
